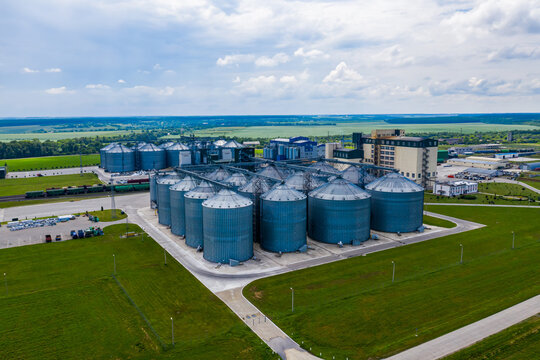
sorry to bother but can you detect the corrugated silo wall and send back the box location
[150,175,158,207]
[369,191,424,232]
[140,151,166,170]
[167,149,180,168]
[170,190,188,236]
[202,206,253,263]
[184,197,205,248]
[261,199,306,252]
[157,183,172,225]
[100,149,106,168]
[239,191,262,242]
[308,197,370,244]
[106,151,135,172]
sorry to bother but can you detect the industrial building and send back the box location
[433,181,478,197]
[0,166,6,179]
[262,136,324,161]
[447,158,507,170]
[519,162,540,171]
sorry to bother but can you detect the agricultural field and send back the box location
[0,130,141,142]
[0,173,102,197]
[244,206,540,359]
[1,154,100,171]
[0,223,271,360]
[192,122,539,139]
[422,214,456,228]
[444,314,540,360]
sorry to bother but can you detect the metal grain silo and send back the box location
[166,143,191,168]
[170,176,198,236]
[133,142,147,169]
[239,177,271,242]
[139,143,166,170]
[150,173,158,208]
[257,165,286,180]
[285,171,325,194]
[100,143,116,169]
[157,174,182,226]
[309,161,340,174]
[260,184,306,253]
[106,144,135,173]
[202,189,253,263]
[207,168,230,182]
[224,173,248,188]
[159,141,175,149]
[365,172,424,233]
[308,178,371,244]
[184,181,216,249]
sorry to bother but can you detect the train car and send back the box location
[133,183,150,191]
[87,185,105,193]
[113,185,134,192]
[46,188,66,197]
[66,187,86,195]
[25,190,45,198]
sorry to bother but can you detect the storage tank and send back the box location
[157,174,182,226]
[207,168,230,182]
[184,181,216,249]
[309,161,340,174]
[138,143,166,170]
[308,178,371,244]
[150,173,158,208]
[170,176,198,236]
[100,143,116,169]
[260,184,307,253]
[362,169,377,187]
[133,142,147,169]
[257,164,286,180]
[365,172,424,233]
[202,189,253,263]
[166,143,191,168]
[159,141,175,149]
[341,166,363,185]
[239,177,271,242]
[285,171,325,194]
[224,173,248,188]
[105,144,135,173]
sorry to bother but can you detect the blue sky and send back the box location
[1,0,539,116]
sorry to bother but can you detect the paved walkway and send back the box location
[387,295,540,360]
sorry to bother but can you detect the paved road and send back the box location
[387,295,540,360]
[425,203,540,208]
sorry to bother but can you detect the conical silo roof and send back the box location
[309,161,340,174]
[223,139,244,148]
[101,143,117,151]
[224,173,248,187]
[167,142,190,150]
[159,142,175,149]
[238,177,271,194]
[207,168,230,181]
[203,189,252,208]
[107,144,133,153]
[261,184,306,201]
[156,173,182,185]
[257,165,286,180]
[309,178,370,200]
[285,171,324,191]
[365,172,423,193]
[214,139,227,147]
[341,166,363,184]
[185,181,216,199]
[139,143,164,152]
[170,175,197,191]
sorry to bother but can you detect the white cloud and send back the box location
[216,54,255,66]
[232,76,241,83]
[487,46,540,61]
[153,63,163,70]
[255,53,290,67]
[372,45,415,66]
[125,85,175,96]
[323,62,366,84]
[22,67,39,73]
[280,75,297,84]
[45,68,62,73]
[118,79,126,84]
[86,84,111,90]
[294,47,328,60]
[233,75,277,96]
[45,86,73,95]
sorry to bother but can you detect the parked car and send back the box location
[70,230,78,239]
[45,235,52,243]
[77,229,85,239]
[55,235,62,241]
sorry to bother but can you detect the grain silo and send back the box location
[224,173,248,188]
[133,142,147,169]
[170,176,198,236]
[166,143,191,168]
[159,141,175,149]
[105,144,135,173]
[150,173,158,208]
[138,143,166,170]
[157,174,182,226]
[99,143,116,169]
[202,189,253,263]
[207,168,230,182]
[365,172,424,233]
[309,161,340,174]
[260,184,307,253]
[257,164,286,180]
[285,171,325,194]
[239,177,271,242]
[308,178,371,244]
[184,181,216,249]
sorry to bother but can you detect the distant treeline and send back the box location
[384,113,540,125]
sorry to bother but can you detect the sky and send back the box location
[1,0,540,117]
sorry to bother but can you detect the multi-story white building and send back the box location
[433,180,478,197]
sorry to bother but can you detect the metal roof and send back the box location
[156,174,182,185]
[309,161,340,174]
[309,178,370,200]
[223,139,245,148]
[159,142,175,149]
[167,142,190,150]
[341,166,362,184]
[365,172,423,193]
[451,158,501,165]
[238,177,271,194]
[207,168,231,181]
[100,143,117,151]
[257,165,286,180]
[285,171,324,190]
[107,144,133,153]
[184,181,216,199]
[213,139,227,147]
[170,176,198,191]
[261,184,306,201]
[202,189,252,208]
[224,173,248,187]
[139,143,164,152]
[463,167,500,175]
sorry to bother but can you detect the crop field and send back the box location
[192,122,540,139]
[444,314,540,360]
[0,223,271,360]
[0,130,140,142]
[244,206,540,359]
[0,173,102,197]
[1,154,100,171]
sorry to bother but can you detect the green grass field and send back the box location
[0,130,140,142]
[519,178,540,190]
[83,209,127,222]
[424,192,539,206]
[0,224,271,359]
[244,206,540,359]
[444,314,540,360]
[0,173,102,197]
[1,154,100,171]
[479,183,539,198]
[423,214,456,228]
[192,122,539,139]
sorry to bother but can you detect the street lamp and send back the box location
[391,261,395,283]
[459,244,463,264]
[171,317,174,346]
[113,254,116,274]
[512,231,515,249]
[164,249,167,265]
[3,273,7,295]
[290,287,294,312]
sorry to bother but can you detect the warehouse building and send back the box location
[520,162,540,171]
[447,158,507,170]
[263,136,322,161]
[433,180,478,197]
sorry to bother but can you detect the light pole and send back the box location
[171,317,174,346]
[391,261,395,283]
[113,254,116,274]
[164,249,167,265]
[512,231,515,249]
[460,244,463,264]
[290,287,294,312]
[3,273,7,295]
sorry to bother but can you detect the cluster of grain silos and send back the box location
[106,144,135,173]
[151,163,425,265]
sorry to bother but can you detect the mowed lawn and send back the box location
[444,314,540,360]
[424,192,539,206]
[478,182,539,198]
[0,224,271,360]
[244,206,540,359]
[1,154,100,171]
[423,214,456,228]
[0,173,102,196]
